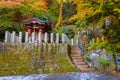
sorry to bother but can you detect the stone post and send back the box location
[25,32,28,43]
[19,31,22,43]
[11,31,16,45]
[4,31,9,43]
[71,38,74,46]
[76,37,79,46]
[44,32,48,43]
[38,32,42,43]
[62,33,65,43]
[56,33,59,43]
[32,32,35,44]
[50,33,54,43]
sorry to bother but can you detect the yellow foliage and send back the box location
[92,10,101,15]
[57,0,66,3]
[70,0,105,21]
[70,6,93,21]
[114,8,120,14]
[109,29,113,32]
[101,36,105,42]
[96,37,99,42]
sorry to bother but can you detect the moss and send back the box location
[0,44,77,76]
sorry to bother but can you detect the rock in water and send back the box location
[90,53,99,60]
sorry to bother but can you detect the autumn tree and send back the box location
[70,0,120,27]
[55,0,63,28]
[0,0,48,33]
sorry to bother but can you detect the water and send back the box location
[0,72,120,80]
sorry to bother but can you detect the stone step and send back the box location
[74,62,86,65]
[71,55,81,57]
[71,46,80,49]
[71,53,82,55]
[71,46,79,48]
[71,50,80,51]
[71,55,82,57]
[79,68,93,72]
[72,57,83,59]
[71,48,80,50]
[71,48,79,50]
[72,51,79,53]
[71,51,81,54]
[77,64,89,68]
[72,54,82,56]
[71,48,81,51]
[71,54,83,57]
[71,52,81,54]
[73,58,84,62]
[71,46,93,72]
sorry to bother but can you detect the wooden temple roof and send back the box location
[23,16,50,25]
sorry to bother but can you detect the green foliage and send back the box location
[75,20,88,28]
[105,44,113,53]
[98,41,107,49]
[95,58,112,72]
[47,0,59,21]
[90,41,113,53]
[90,42,98,50]
[54,25,75,39]
[62,1,76,25]
[54,27,63,34]
[62,27,75,39]
[84,53,91,61]
[98,58,109,66]
[103,23,120,52]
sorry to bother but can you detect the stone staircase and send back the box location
[71,46,93,72]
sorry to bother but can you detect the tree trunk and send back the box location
[55,0,63,28]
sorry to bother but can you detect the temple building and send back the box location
[23,16,52,35]
[23,16,52,43]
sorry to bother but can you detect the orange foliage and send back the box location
[0,1,21,7]
[32,0,47,9]
[0,0,47,9]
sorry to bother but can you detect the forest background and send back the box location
[0,0,120,53]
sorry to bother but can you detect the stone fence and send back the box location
[4,31,81,46]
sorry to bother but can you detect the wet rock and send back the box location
[107,55,113,61]
[96,49,102,54]
[101,49,107,59]
[90,53,99,60]
[93,58,100,68]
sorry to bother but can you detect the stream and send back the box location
[0,72,120,80]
